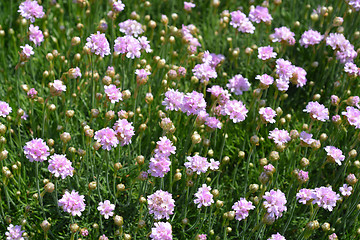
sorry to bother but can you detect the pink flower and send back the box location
[325,33,357,63]
[104,84,122,103]
[185,155,210,174]
[23,138,50,162]
[259,107,276,124]
[344,62,359,76]
[29,24,44,46]
[290,67,307,87]
[223,100,248,123]
[18,0,45,23]
[297,170,309,183]
[329,233,338,240]
[270,27,295,45]
[58,190,86,216]
[85,31,111,58]
[226,74,251,95]
[197,234,207,240]
[275,78,289,91]
[0,101,12,117]
[324,146,345,165]
[94,128,119,151]
[209,158,220,170]
[20,44,34,58]
[256,74,274,88]
[192,63,217,83]
[162,89,184,111]
[112,0,125,12]
[194,184,214,208]
[339,184,352,197]
[5,224,25,240]
[154,136,176,158]
[304,101,329,122]
[296,188,314,204]
[267,233,286,240]
[148,156,171,178]
[205,116,222,130]
[268,128,291,146]
[150,222,172,240]
[113,119,134,146]
[135,68,151,84]
[299,131,316,146]
[263,189,287,219]
[249,6,272,24]
[27,88,38,98]
[232,198,255,221]
[97,200,115,219]
[114,35,142,59]
[348,0,360,11]
[311,186,340,211]
[69,67,82,79]
[342,106,360,128]
[182,91,207,116]
[207,85,230,104]
[148,190,175,220]
[138,36,152,53]
[230,10,255,34]
[184,2,195,11]
[48,154,74,179]
[119,19,144,37]
[258,46,277,60]
[276,59,295,81]
[50,80,66,95]
[299,30,323,48]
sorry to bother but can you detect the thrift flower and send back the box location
[148,190,175,220]
[268,128,291,146]
[232,198,255,221]
[311,186,340,211]
[48,154,74,179]
[185,155,210,174]
[23,138,50,162]
[223,100,248,123]
[29,24,44,46]
[5,224,25,240]
[304,101,329,122]
[58,190,86,216]
[259,107,276,124]
[263,189,287,219]
[97,200,115,219]
[324,146,345,165]
[226,74,251,95]
[85,31,111,57]
[339,184,352,197]
[299,30,323,48]
[94,128,119,151]
[0,101,12,117]
[150,222,172,240]
[18,0,45,22]
[104,84,122,103]
[267,233,286,240]
[119,19,144,37]
[113,119,135,146]
[258,46,277,60]
[194,184,214,208]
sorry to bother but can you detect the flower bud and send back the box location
[114,215,123,226]
[89,181,97,190]
[41,220,51,232]
[44,182,55,193]
[60,132,71,143]
[70,223,79,233]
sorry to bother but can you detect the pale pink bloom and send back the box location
[226,74,251,95]
[348,0,360,11]
[119,19,144,37]
[256,74,274,87]
[150,222,172,240]
[339,184,352,197]
[249,6,272,24]
[184,2,195,11]
[48,154,74,179]
[328,233,338,240]
[112,0,125,12]
[268,128,291,146]
[5,224,25,240]
[0,101,12,117]
[194,184,214,208]
[94,127,119,151]
[23,138,50,162]
[267,233,286,240]
[113,119,134,146]
[275,78,289,91]
[342,106,360,128]
[104,84,122,103]
[182,91,207,116]
[223,100,248,123]
[230,10,255,34]
[58,190,86,216]
[162,89,184,111]
[85,32,111,57]
[290,67,307,87]
[263,189,287,219]
[299,131,315,146]
[324,146,345,165]
[232,198,255,221]
[270,27,295,45]
[209,159,220,170]
[185,155,210,174]
[304,101,329,122]
[299,30,323,48]
[311,186,340,211]
[148,190,175,220]
[259,107,276,124]
[20,44,34,58]
[18,0,45,23]
[97,200,115,219]
[29,24,44,46]
[296,188,314,204]
[258,46,277,60]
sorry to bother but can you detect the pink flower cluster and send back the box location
[258,46,277,61]
[194,184,214,208]
[324,146,345,165]
[276,59,307,89]
[184,2,195,11]
[256,74,274,88]
[150,222,172,240]
[112,0,125,12]
[259,107,277,124]
[94,127,119,150]
[192,51,218,83]
[147,190,175,220]
[226,74,251,95]
[222,100,248,123]
[97,200,115,219]
[58,190,86,216]
[270,27,295,45]
[23,138,50,162]
[297,187,340,211]
[113,119,135,146]
[20,44,34,58]
[0,101,12,117]
[185,155,210,174]
[232,198,255,221]
[344,62,359,76]
[263,189,287,219]
[326,33,357,63]
[104,84,122,103]
[5,224,25,240]
[299,30,323,48]
[29,24,44,46]
[268,128,291,146]
[304,101,329,122]
[267,233,286,240]
[114,35,151,59]
[119,19,144,37]
[348,0,360,11]
[342,106,360,128]
[249,6,272,24]
[85,31,111,58]
[230,10,255,34]
[182,24,201,53]
[149,136,176,178]
[18,0,45,23]
[48,154,74,179]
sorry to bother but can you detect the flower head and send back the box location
[48,154,74,179]
[259,107,276,124]
[29,24,44,46]
[98,200,115,219]
[5,224,25,240]
[304,101,329,122]
[94,128,119,151]
[270,27,295,45]
[249,6,272,24]
[267,233,286,240]
[23,138,50,162]
[162,89,184,111]
[263,189,287,219]
[113,119,134,146]
[268,128,291,146]
[311,186,340,211]
[194,184,214,208]
[85,31,111,57]
[185,155,210,174]
[339,184,352,197]
[20,44,34,58]
[232,198,255,221]
[324,146,345,165]
[104,84,122,103]
[18,0,45,22]
[227,74,251,95]
[150,222,172,240]
[223,100,248,123]
[148,190,175,220]
[119,19,144,37]
[299,30,323,48]
[58,190,86,216]
[258,46,277,60]
[342,106,360,128]
[0,101,12,117]
[230,10,255,34]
